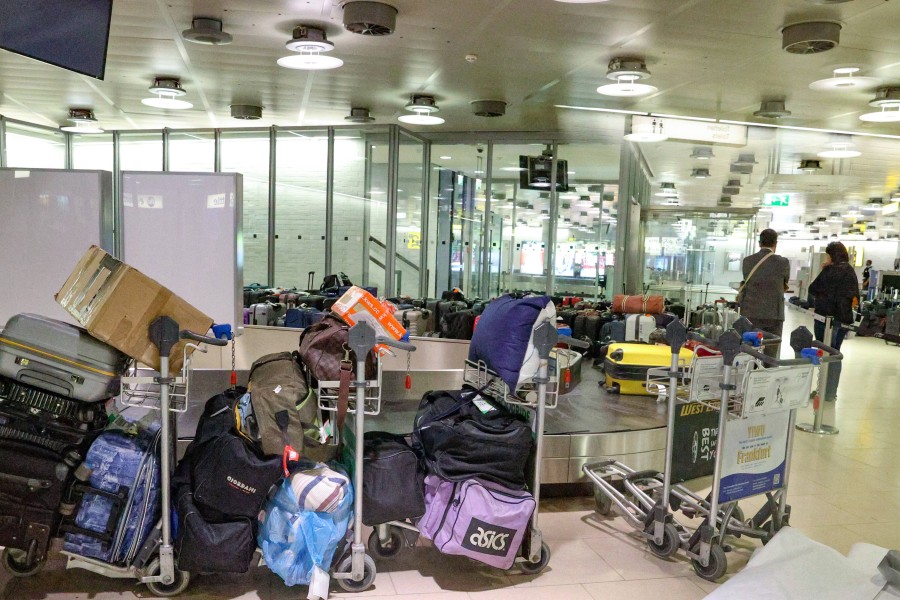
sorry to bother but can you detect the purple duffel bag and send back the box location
[417,475,535,569]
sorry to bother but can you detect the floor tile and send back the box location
[507,539,622,587]
[468,583,595,600]
[582,576,707,600]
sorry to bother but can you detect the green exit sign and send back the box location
[764,193,792,207]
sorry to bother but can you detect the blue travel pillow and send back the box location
[468,294,552,391]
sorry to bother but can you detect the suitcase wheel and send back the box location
[2,547,45,577]
[144,557,192,597]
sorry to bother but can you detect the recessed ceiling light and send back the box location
[440,155,452,160]
[141,78,193,109]
[860,105,900,122]
[809,67,880,91]
[818,141,861,158]
[398,94,445,125]
[59,108,104,133]
[278,26,343,70]
[597,57,658,97]
[655,182,677,197]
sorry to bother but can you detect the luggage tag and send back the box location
[471,395,498,415]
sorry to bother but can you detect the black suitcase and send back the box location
[584,313,603,341]
[0,439,78,565]
[559,309,578,328]
[0,375,107,456]
[362,432,425,526]
[299,294,328,311]
[441,309,477,340]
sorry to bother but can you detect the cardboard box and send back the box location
[56,246,213,372]
[331,286,405,355]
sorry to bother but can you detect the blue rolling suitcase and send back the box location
[62,419,161,565]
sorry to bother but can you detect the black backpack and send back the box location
[411,388,533,490]
[320,272,352,293]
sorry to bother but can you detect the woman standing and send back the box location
[808,241,859,402]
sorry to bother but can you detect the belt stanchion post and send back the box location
[796,315,838,435]
[655,319,688,546]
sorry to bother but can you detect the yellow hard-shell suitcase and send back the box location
[603,343,695,396]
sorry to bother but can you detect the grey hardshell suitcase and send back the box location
[395,309,433,336]
[0,313,126,403]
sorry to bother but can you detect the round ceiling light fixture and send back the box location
[277,26,343,70]
[654,182,677,197]
[691,147,714,160]
[398,94,445,125]
[141,78,193,109]
[597,57,658,97]
[345,107,375,123]
[818,139,861,158]
[182,17,233,45]
[753,99,792,118]
[860,87,900,122]
[59,108,104,133]
[809,66,880,91]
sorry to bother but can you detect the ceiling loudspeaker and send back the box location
[345,107,375,123]
[342,1,398,36]
[471,100,507,117]
[754,100,791,118]
[781,21,841,54]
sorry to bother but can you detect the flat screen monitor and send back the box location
[0,0,113,79]
[519,155,568,192]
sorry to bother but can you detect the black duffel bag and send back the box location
[175,488,256,574]
[411,387,533,490]
[362,432,425,526]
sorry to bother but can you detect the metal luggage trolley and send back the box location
[368,319,588,574]
[62,316,228,597]
[585,319,842,581]
[326,321,416,593]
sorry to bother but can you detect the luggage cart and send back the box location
[329,321,416,593]
[59,316,227,597]
[368,320,588,574]
[585,319,842,581]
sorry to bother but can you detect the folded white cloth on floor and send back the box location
[704,527,888,600]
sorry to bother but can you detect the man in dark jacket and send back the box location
[808,241,859,402]
[740,229,791,358]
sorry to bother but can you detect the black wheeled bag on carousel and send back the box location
[411,388,533,490]
[361,431,425,526]
[0,439,77,564]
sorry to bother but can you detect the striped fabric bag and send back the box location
[288,464,350,513]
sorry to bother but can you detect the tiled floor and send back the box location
[3,321,898,600]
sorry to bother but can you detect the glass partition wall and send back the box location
[6,117,630,301]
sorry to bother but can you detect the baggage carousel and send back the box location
[168,331,668,485]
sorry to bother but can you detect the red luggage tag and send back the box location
[283,445,300,477]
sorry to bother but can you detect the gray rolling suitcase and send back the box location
[886,308,900,338]
[0,313,126,402]
[395,309,433,336]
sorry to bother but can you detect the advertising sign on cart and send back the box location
[671,401,720,482]
[718,411,790,503]
[740,365,814,418]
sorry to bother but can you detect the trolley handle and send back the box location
[559,335,590,349]
[806,340,843,362]
[375,336,417,353]
[734,344,810,368]
[181,330,228,347]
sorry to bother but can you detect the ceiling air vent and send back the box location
[471,100,507,117]
[230,104,262,120]
[342,1,397,36]
[782,21,841,54]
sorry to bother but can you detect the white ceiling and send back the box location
[3,0,900,220]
